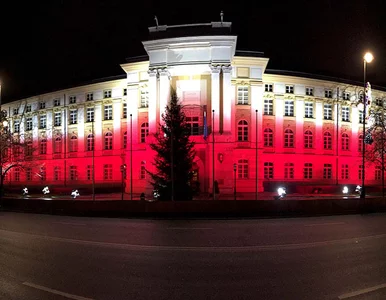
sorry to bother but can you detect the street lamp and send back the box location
[120,164,127,201]
[361,52,374,199]
[233,163,237,201]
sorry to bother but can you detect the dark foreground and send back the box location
[0,212,385,300]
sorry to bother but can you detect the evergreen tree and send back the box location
[148,89,196,200]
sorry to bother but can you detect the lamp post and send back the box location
[233,163,237,201]
[120,164,126,201]
[255,109,258,200]
[212,109,215,200]
[130,113,133,201]
[361,52,374,199]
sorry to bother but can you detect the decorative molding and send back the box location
[221,65,232,73]
[210,65,221,74]
[148,69,158,77]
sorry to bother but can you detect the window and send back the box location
[237,120,248,141]
[14,120,20,133]
[54,137,62,153]
[69,135,78,152]
[54,112,61,126]
[324,104,332,120]
[26,168,32,181]
[186,117,199,135]
[87,134,94,151]
[358,134,363,152]
[104,90,112,98]
[39,115,46,129]
[264,162,274,179]
[26,117,33,131]
[26,141,33,156]
[325,89,332,98]
[70,166,78,181]
[104,164,113,180]
[104,132,113,150]
[86,107,94,122]
[140,161,146,179]
[358,165,363,180]
[54,98,61,106]
[40,167,46,181]
[140,88,149,108]
[341,133,349,150]
[375,166,382,180]
[141,123,149,143]
[375,98,383,107]
[87,165,93,181]
[359,110,364,124]
[14,168,20,182]
[343,92,350,100]
[237,159,249,179]
[303,163,313,179]
[40,139,47,154]
[104,104,113,120]
[86,93,93,101]
[284,129,294,148]
[284,163,294,179]
[284,100,294,116]
[304,130,313,149]
[264,99,273,115]
[39,102,45,109]
[324,132,332,150]
[342,107,350,122]
[306,87,314,96]
[324,164,332,179]
[304,102,313,118]
[69,96,77,104]
[264,128,273,147]
[13,108,18,115]
[285,85,294,94]
[237,86,249,105]
[69,109,77,124]
[26,104,31,112]
[54,166,61,181]
[123,88,127,96]
[264,84,273,92]
[123,132,127,149]
[122,103,127,118]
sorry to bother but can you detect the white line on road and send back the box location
[23,282,94,300]
[53,222,86,226]
[167,227,213,230]
[338,282,386,299]
[305,222,345,227]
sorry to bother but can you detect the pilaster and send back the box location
[113,99,122,150]
[222,65,232,133]
[148,69,158,134]
[210,66,221,132]
[158,68,170,127]
[126,85,139,145]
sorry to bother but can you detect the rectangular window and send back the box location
[14,120,20,133]
[86,93,94,101]
[264,99,273,115]
[39,115,46,129]
[237,159,249,179]
[341,164,349,179]
[359,110,364,124]
[284,101,294,116]
[54,166,61,181]
[325,89,332,98]
[123,88,127,96]
[237,86,249,105]
[26,117,33,131]
[264,84,273,92]
[122,103,127,118]
[285,85,294,94]
[104,90,112,98]
[104,164,113,180]
[54,112,62,126]
[70,166,78,181]
[284,163,294,179]
[54,98,61,106]
[39,102,45,109]
[304,102,313,118]
[26,168,32,181]
[323,164,332,179]
[69,96,77,104]
[13,108,18,115]
[104,105,113,120]
[343,92,350,100]
[140,88,149,108]
[69,109,77,124]
[186,116,200,135]
[303,163,313,179]
[140,162,146,179]
[324,104,332,120]
[375,166,382,180]
[306,87,314,96]
[87,107,94,122]
[87,165,93,181]
[26,104,31,112]
[264,162,274,179]
[342,107,350,122]
[358,165,363,180]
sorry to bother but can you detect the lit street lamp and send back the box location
[361,52,374,199]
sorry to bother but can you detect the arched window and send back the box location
[304,130,313,149]
[284,129,294,148]
[40,139,47,154]
[69,135,78,152]
[237,159,249,179]
[341,133,349,151]
[104,132,113,150]
[237,120,248,141]
[54,137,62,153]
[324,132,332,150]
[141,123,149,143]
[123,131,127,149]
[87,134,94,151]
[358,134,363,152]
[264,128,274,147]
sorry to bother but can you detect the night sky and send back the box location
[1,0,385,103]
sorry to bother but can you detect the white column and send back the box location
[295,98,304,150]
[113,99,121,150]
[94,103,102,151]
[148,69,158,134]
[222,65,232,133]
[250,84,263,144]
[211,66,221,132]
[77,105,85,153]
[158,68,170,127]
[126,85,139,145]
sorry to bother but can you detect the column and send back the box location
[211,66,221,132]
[158,68,170,127]
[222,65,232,133]
[250,84,263,145]
[113,99,121,150]
[126,85,139,145]
[77,105,85,153]
[94,103,102,151]
[295,98,304,151]
[148,69,158,134]
[314,101,323,154]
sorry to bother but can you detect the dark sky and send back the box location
[1,0,385,103]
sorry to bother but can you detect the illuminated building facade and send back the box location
[2,20,386,196]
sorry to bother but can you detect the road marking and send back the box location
[167,227,213,230]
[338,282,386,299]
[305,222,345,227]
[23,282,94,300]
[54,222,86,226]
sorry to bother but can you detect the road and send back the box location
[0,212,385,300]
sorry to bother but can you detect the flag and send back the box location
[203,110,208,140]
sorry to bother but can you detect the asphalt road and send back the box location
[0,212,385,300]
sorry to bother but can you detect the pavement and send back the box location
[0,212,385,299]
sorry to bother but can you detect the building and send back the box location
[2,20,386,197]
